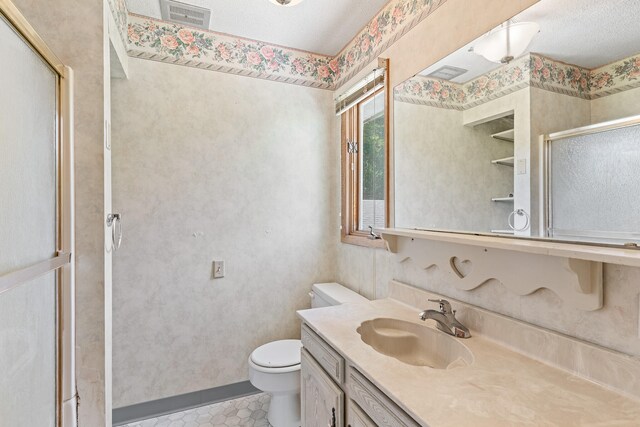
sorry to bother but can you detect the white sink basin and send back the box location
[357,318,474,369]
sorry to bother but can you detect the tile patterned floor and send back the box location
[123,393,272,427]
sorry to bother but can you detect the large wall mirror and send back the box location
[393,0,640,246]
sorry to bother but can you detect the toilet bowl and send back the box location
[248,339,302,427]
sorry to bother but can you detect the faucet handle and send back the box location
[428,299,453,314]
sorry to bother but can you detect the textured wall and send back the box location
[111,58,337,407]
[591,86,640,123]
[394,102,513,232]
[10,0,107,425]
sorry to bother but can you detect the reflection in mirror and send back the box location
[546,119,640,244]
[393,0,640,246]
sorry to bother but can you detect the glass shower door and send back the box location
[0,4,74,425]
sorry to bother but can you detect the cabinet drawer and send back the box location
[301,323,345,384]
[347,367,420,427]
[347,399,376,427]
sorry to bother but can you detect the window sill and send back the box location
[341,233,387,249]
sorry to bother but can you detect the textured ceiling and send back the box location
[125,0,390,56]
[419,0,640,83]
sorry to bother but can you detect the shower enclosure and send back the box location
[543,115,640,245]
[0,0,75,426]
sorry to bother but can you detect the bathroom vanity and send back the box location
[300,321,420,427]
[297,283,640,427]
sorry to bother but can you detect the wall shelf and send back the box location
[491,128,515,142]
[375,227,640,266]
[491,196,514,202]
[491,156,514,167]
[491,229,514,234]
[373,227,640,311]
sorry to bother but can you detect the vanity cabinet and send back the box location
[301,323,420,427]
[301,349,344,427]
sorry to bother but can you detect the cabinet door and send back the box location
[347,400,376,427]
[301,349,344,427]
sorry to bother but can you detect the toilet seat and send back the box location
[249,339,302,373]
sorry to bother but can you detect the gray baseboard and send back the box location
[112,381,259,426]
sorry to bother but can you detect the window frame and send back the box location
[341,82,390,248]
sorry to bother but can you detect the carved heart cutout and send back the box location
[450,257,472,279]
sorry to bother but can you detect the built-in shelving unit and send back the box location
[491,128,515,142]
[491,156,515,167]
[487,122,516,232]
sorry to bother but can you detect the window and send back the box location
[341,87,389,247]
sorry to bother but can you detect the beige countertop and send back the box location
[297,298,640,427]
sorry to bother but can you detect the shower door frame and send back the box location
[541,113,640,244]
[0,1,76,426]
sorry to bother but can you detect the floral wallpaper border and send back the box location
[395,53,640,109]
[126,14,338,89]
[110,0,639,95]
[528,55,592,98]
[395,55,532,109]
[465,55,531,108]
[114,0,447,90]
[330,0,446,88]
[590,54,640,99]
[394,76,467,110]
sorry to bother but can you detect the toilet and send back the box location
[248,283,368,427]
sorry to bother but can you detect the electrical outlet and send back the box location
[212,260,225,279]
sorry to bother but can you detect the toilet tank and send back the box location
[310,282,368,308]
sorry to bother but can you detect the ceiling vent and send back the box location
[426,66,468,81]
[160,0,211,30]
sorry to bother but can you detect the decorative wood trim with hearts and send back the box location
[380,229,606,311]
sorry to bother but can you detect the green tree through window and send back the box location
[362,112,385,200]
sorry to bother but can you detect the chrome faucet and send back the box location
[419,299,471,338]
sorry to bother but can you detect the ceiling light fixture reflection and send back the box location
[269,0,305,6]
[473,21,540,64]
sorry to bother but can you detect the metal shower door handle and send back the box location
[106,213,122,251]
